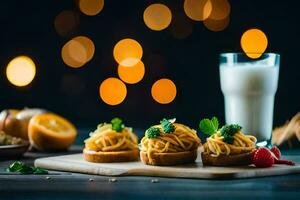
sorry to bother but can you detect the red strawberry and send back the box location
[269,146,295,166]
[253,147,274,168]
[270,146,281,159]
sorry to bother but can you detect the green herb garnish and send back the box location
[146,127,161,138]
[8,161,23,172]
[33,167,49,174]
[199,117,219,135]
[7,161,48,175]
[111,117,124,132]
[160,118,176,133]
[199,117,242,144]
[220,124,242,144]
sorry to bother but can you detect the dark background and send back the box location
[0,0,299,132]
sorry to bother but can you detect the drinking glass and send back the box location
[219,53,280,146]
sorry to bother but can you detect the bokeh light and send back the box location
[54,10,80,37]
[208,0,231,20]
[118,61,145,84]
[184,0,212,21]
[203,16,230,32]
[79,0,104,16]
[143,3,172,31]
[151,78,177,104]
[73,36,95,62]
[99,78,127,106]
[170,13,193,39]
[113,38,143,67]
[61,36,95,68]
[6,56,36,87]
[241,28,268,59]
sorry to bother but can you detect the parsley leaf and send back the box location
[111,117,124,132]
[220,124,242,144]
[7,161,23,172]
[199,117,219,135]
[7,161,48,175]
[160,118,176,133]
[33,167,49,174]
[146,127,161,138]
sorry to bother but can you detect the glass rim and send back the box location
[220,52,280,57]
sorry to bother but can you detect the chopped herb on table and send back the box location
[7,161,48,175]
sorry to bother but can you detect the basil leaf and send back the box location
[7,161,48,175]
[33,167,49,174]
[199,117,219,135]
[8,161,24,172]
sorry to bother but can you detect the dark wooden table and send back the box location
[0,126,300,200]
[1,145,300,200]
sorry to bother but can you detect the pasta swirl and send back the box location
[84,124,138,152]
[141,123,201,163]
[204,131,257,156]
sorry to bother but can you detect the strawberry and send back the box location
[269,146,295,166]
[253,147,274,168]
[270,146,281,159]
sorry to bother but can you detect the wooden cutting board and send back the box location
[35,154,300,179]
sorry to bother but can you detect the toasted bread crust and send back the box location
[201,150,255,166]
[83,148,139,163]
[140,150,197,166]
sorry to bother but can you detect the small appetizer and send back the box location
[0,131,29,158]
[83,118,139,163]
[140,118,201,166]
[0,131,26,145]
[199,117,257,166]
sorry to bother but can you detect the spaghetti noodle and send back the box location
[204,131,257,156]
[84,123,138,152]
[140,123,201,163]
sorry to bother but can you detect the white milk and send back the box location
[220,64,279,143]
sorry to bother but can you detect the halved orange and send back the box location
[28,113,77,151]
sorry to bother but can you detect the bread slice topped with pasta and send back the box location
[83,118,139,163]
[140,118,201,166]
[199,117,257,166]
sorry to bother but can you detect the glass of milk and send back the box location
[219,53,280,146]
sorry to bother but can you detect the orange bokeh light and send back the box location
[113,38,143,67]
[208,0,231,20]
[183,0,212,21]
[79,0,104,16]
[74,36,95,62]
[241,28,268,59]
[151,78,177,104]
[118,61,145,84]
[203,16,230,32]
[99,78,127,106]
[61,36,95,68]
[143,3,172,31]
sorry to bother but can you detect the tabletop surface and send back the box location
[1,146,300,200]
